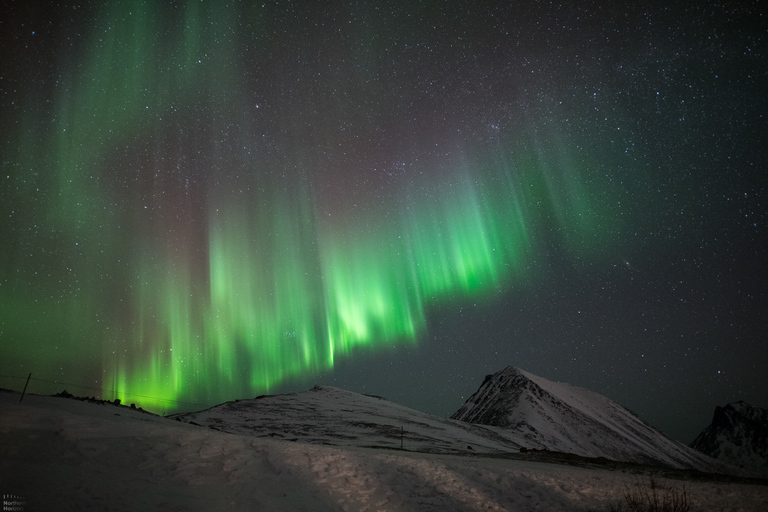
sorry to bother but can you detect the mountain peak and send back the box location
[724,400,762,417]
[452,366,542,428]
[452,366,733,473]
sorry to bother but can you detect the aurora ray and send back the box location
[3,1,621,412]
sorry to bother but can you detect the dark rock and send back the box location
[690,401,768,476]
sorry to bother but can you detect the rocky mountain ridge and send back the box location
[690,400,768,476]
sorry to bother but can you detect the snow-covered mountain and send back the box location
[171,385,522,454]
[4,390,767,511]
[451,366,736,474]
[172,367,753,476]
[690,401,768,476]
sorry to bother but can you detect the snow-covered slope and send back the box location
[3,390,767,511]
[690,401,768,476]
[171,385,521,454]
[451,366,736,474]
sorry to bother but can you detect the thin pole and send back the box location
[20,373,31,402]
[400,426,403,450]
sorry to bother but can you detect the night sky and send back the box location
[1,1,765,444]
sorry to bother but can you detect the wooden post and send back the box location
[400,426,403,450]
[19,373,31,402]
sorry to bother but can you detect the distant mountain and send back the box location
[170,367,746,476]
[171,385,522,455]
[690,401,768,476]
[451,366,735,474]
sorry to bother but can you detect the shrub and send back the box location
[610,476,690,512]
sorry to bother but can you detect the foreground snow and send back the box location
[1,391,766,511]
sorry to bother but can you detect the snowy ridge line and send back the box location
[5,366,763,481]
[451,366,751,476]
[3,389,768,511]
[171,385,525,455]
[171,368,747,478]
[522,370,694,465]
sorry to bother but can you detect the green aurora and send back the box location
[1,2,618,411]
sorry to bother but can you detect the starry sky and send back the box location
[1,1,765,444]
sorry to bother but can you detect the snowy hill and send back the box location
[2,389,767,511]
[451,366,736,474]
[170,385,522,454]
[690,401,768,476]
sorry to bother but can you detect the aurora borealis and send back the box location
[1,1,765,443]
